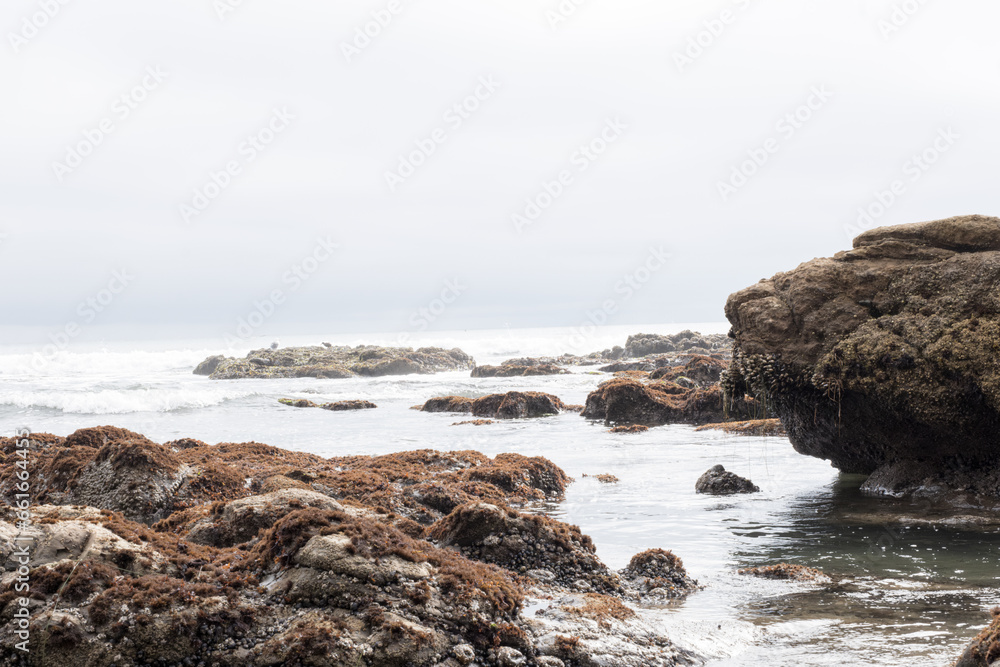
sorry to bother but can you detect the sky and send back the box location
[2,0,998,344]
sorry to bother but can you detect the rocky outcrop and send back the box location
[422,391,567,419]
[279,398,377,411]
[472,360,569,377]
[955,609,1000,666]
[724,215,1000,497]
[581,378,759,426]
[0,429,695,666]
[695,465,759,495]
[196,345,474,379]
[624,330,731,358]
[738,563,830,583]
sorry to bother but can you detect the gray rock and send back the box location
[695,465,760,495]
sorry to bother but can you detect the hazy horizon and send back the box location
[4,0,998,348]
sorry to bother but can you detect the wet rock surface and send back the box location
[422,392,567,419]
[738,563,830,583]
[695,419,786,437]
[472,360,569,377]
[695,465,760,495]
[724,215,1000,498]
[0,428,695,667]
[582,377,759,426]
[196,344,475,379]
[955,608,1000,666]
[279,398,378,411]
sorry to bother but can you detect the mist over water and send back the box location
[2,323,997,665]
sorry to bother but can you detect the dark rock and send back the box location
[422,392,566,419]
[695,465,759,495]
[954,609,1000,666]
[694,419,786,437]
[582,378,758,426]
[738,563,829,582]
[193,354,225,376]
[472,362,567,377]
[724,214,1000,497]
[619,549,698,599]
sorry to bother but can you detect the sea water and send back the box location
[1,323,997,665]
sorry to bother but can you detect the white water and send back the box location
[1,323,997,665]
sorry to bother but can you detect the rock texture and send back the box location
[582,378,759,426]
[196,345,474,379]
[279,398,377,411]
[472,361,568,378]
[695,465,760,495]
[0,428,695,667]
[422,392,567,419]
[955,608,1000,667]
[695,419,786,437]
[724,215,1000,497]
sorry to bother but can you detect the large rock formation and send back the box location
[724,215,1000,497]
[196,345,474,379]
[0,428,695,666]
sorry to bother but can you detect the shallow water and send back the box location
[1,325,997,665]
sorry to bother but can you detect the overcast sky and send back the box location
[2,0,998,342]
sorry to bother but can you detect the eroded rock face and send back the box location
[197,345,475,379]
[724,215,1000,497]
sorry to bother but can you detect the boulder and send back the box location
[695,465,759,495]
[954,609,1000,667]
[422,392,566,419]
[193,354,225,375]
[724,215,1000,497]
[582,378,758,426]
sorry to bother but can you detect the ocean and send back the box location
[2,323,997,665]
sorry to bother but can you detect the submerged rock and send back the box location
[472,361,568,377]
[695,465,760,495]
[695,418,786,437]
[738,563,830,583]
[954,608,1000,666]
[196,344,474,379]
[724,214,1000,498]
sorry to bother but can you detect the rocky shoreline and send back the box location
[0,427,700,667]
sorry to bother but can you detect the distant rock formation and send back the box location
[194,345,474,379]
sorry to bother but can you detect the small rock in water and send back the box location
[695,464,759,495]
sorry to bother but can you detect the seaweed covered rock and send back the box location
[279,398,378,411]
[581,378,758,426]
[695,419,786,437]
[198,344,474,379]
[472,361,568,377]
[421,391,567,419]
[724,215,1000,497]
[738,563,830,582]
[954,608,1000,667]
[624,331,731,357]
[429,503,622,593]
[619,549,698,599]
[0,429,696,666]
[695,465,760,495]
